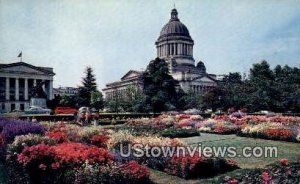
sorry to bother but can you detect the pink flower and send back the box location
[261,171,270,184]
[39,164,47,171]
[280,158,289,166]
[229,179,238,184]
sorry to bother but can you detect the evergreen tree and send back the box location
[78,66,98,107]
[142,58,178,112]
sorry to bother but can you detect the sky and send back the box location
[1,0,300,90]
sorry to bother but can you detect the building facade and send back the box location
[0,62,55,112]
[155,8,217,92]
[103,8,217,98]
[103,70,143,99]
[53,87,79,98]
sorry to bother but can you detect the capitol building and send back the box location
[103,8,217,99]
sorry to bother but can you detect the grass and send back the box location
[181,133,300,168]
[150,133,300,183]
[0,161,7,184]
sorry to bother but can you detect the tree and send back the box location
[91,91,104,110]
[78,66,98,107]
[142,58,178,112]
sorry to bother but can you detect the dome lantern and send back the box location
[170,8,179,21]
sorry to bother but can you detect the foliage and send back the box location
[0,118,45,143]
[159,128,200,138]
[78,66,97,107]
[165,155,238,179]
[142,58,179,112]
[216,161,300,184]
[239,122,299,142]
[218,61,300,112]
[90,90,104,110]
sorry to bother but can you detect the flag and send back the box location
[18,52,22,57]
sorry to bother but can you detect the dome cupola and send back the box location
[155,8,195,66]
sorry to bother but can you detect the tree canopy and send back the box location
[142,58,179,112]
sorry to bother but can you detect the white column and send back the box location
[42,80,46,92]
[15,78,19,100]
[5,77,10,100]
[49,80,53,100]
[33,79,37,86]
[179,44,181,55]
[24,78,28,100]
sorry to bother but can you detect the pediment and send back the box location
[192,75,216,83]
[0,62,54,75]
[1,65,45,74]
[121,70,142,80]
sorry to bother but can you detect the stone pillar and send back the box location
[179,44,181,55]
[5,77,10,100]
[167,44,170,56]
[42,80,46,92]
[24,78,28,100]
[49,80,53,100]
[15,78,19,101]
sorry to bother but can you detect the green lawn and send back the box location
[181,133,300,169]
[0,161,7,184]
[150,133,300,183]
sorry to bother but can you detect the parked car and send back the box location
[25,106,51,115]
[55,107,77,115]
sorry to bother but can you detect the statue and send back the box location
[29,81,47,108]
[30,81,47,98]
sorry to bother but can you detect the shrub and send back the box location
[8,134,56,154]
[165,154,238,179]
[53,142,114,165]
[89,135,110,148]
[71,162,151,184]
[159,128,200,138]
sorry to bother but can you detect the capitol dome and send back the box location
[156,8,194,63]
[159,9,191,39]
[157,8,193,42]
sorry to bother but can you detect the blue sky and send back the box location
[1,0,300,90]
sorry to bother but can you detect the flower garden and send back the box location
[0,113,299,183]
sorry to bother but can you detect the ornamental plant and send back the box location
[89,135,110,148]
[0,118,45,143]
[46,130,68,143]
[165,154,238,179]
[53,142,114,165]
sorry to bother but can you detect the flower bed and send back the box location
[0,117,45,159]
[109,131,238,179]
[216,160,300,184]
[196,119,240,134]
[4,123,151,184]
[238,122,299,142]
[159,128,200,138]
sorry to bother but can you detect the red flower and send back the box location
[53,142,113,165]
[120,161,150,180]
[90,135,110,148]
[261,171,270,184]
[46,130,68,143]
[229,179,239,184]
[280,158,289,166]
